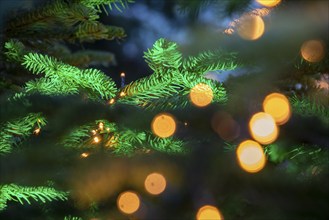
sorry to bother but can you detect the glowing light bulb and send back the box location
[249,112,278,144]
[119,91,126,97]
[91,130,97,135]
[196,205,223,220]
[120,72,126,77]
[108,98,115,105]
[263,93,291,125]
[117,191,140,214]
[256,0,281,7]
[93,136,100,143]
[190,83,213,107]
[300,40,325,63]
[81,152,89,158]
[98,122,104,130]
[237,14,265,40]
[151,113,176,138]
[144,173,166,195]
[236,140,266,173]
[33,128,41,135]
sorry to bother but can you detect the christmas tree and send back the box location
[0,0,328,219]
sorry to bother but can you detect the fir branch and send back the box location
[183,50,238,75]
[4,40,26,62]
[147,135,185,154]
[0,113,46,155]
[290,95,329,125]
[0,184,67,211]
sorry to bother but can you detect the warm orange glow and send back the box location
[237,140,266,173]
[93,136,100,143]
[120,72,126,77]
[119,91,126,97]
[98,122,104,130]
[249,112,278,144]
[190,83,213,107]
[237,14,265,40]
[256,0,281,7]
[196,205,223,220]
[301,40,325,63]
[151,113,176,138]
[117,191,140,214]
[91,130,97,135]
[263,93,291,125]
[144,173,166,195]
[81,152,89,158]
[108,98,115,105]
[33,128,41,135]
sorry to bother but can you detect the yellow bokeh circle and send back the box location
[300,40,325,63]
[190,83,213,107]
[256,0,281,7]
[263,93,291,125]
[144,172,167,195]
[117,191,140,214]
[249,112,278,144]
[236,140,266,173]
[237,14,265,41]
[196,205,223,220]
[151,113,176,138]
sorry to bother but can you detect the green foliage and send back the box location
[0,113,46,155]
[147,135,185,154]
[4,40,26,62]
[79,0,134,13]
[290,95,329,125]
[64,216,83,220]
[0,184,68,211]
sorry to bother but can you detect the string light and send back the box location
[81,152,89,158]
[117,191,140,214]
[190,83,213,107]
[33,128,41,135]
[98,122,104,131]
[144,172,167,195]
[91,130,97,135]
[249,112,278,144]
[119,91,126,97]
[263,93,291,125]
[300,40,325,63]
[93,136,100,143]
[236,140,266,173]
[108,98,115,105]
[256,0,281,7]
[151,113,176,138]
[120,72,126,88]
[196,205,223,220]
[106,127,110,132]
[237,14,265,40]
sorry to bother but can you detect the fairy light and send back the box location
[236,140,266,173]
[33,128,41,135]
[117,191,140,214]
[151,113,176,138]
[120,72,126,88]
[237,14,265,40]
[108,98,115,105]
[93,136,100,143]
[144,172,167,195]
[190,83,213,107]
[106,127,110,132]
[91,130,97,135]
[81,152,89,158]
[98,122,104,131]
[249,112,278,144]
[196,205,223,220]
[256,0,281,7]
[119,91,126,97]
[263,93,291,125]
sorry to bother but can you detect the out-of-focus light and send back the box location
[237,14,265,40]
[98,122,104,130]
[81,152,89,158]
[211,111,240,141]
[108,98,115,105]
[119,91,126,97]
[93,136,100,143]
[91,130,97,135]
[236,140,266,173]
[117,191,140,214]
[249,112,278,144]
[33,128,41,135]
[144,172,166,195]
[256,0,281,7]
[196,205,223,220]
[151,113,176,138]
[120,72,126,77]
[263,93,291,125]
[189,83,213,107]
[301,40,325,63]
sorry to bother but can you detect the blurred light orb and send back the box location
[144,172,167,195]
[117,191,140,214]
[237,140,266,173]
[211,111,240,141]
[256,0,281,7]
[263,93,291,125]
[301,40,325,62]
[190,83,213,107]
[237,14,265,40]
[197,205,223,220]
[151,113,176,138]
[249,112,278,144]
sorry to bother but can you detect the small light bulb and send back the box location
[120,72,126,77]
[109,98,115,105]
[119,91,126,97]
[81,152,89,158]
[98,122,104,130]
[106,127,110,132]
[34,128,41,135]
[93,136,100,143]
[91,130,97,135]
